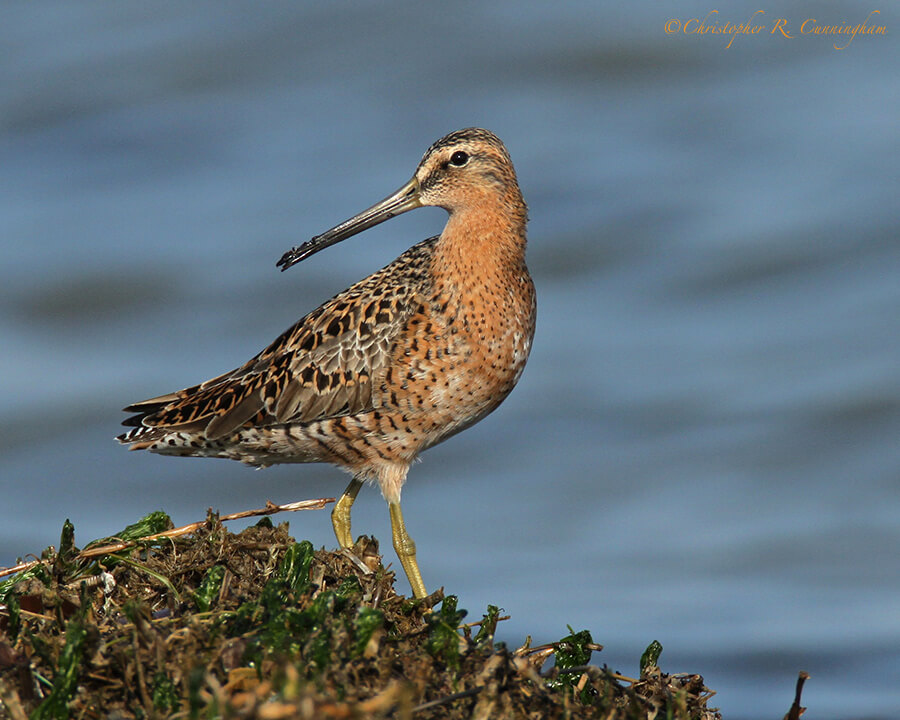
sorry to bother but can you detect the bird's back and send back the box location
[118,236,441,463]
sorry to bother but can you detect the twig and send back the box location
[339,548,375,575]
[412,686,483,713]
[13,608,55,623]
[133,631,152,711]
[608,670,639,684]
[460,615,511,629]
[0,498,334,580]
[0,561,33,580]
[0,679,28,720]
[548,664,631,683]
[784,671,810,720]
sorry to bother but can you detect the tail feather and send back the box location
[116,413,206,447]
[122,390,183,413]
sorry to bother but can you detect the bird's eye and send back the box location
[449,151,469,167]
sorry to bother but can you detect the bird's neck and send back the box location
[434,197,528,277]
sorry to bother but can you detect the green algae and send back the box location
[0,512,755,719]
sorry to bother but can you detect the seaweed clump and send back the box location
[0,511,723,719]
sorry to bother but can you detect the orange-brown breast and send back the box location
[367,203,536,458]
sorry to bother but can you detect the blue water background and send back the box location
[2,2,898,717]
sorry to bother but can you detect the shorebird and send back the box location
[118,128,536,599]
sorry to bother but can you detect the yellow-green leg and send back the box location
[389,501,427,599]
[331,477,363,549]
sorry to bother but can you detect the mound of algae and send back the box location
[0,510,775,719]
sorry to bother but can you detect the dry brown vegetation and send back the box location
[0,508,805,719]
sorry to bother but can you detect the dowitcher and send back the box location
[118,128,535,599]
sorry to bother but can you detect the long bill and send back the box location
[277,177,422,270]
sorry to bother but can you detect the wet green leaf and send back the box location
[58,520,76,558]
[335,576,361,599]
[352,607,384,657]
[152,672,180,712]
[192,565,226,612]
[274,541,314,595]
[52,519,77,576]
[305,625,332,670]
[474,604,501,647]
[4,591,21,641]
[425,595,467,670]
[85,510,172,548]
[187,666,206,719]
[114,510,173,541]
[640,639,663,674]
[31,614,89,719]
[556,626,594,670]
[547,626,595,697]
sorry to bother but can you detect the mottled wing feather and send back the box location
[205,388,266,439]
[119,237,437,445]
